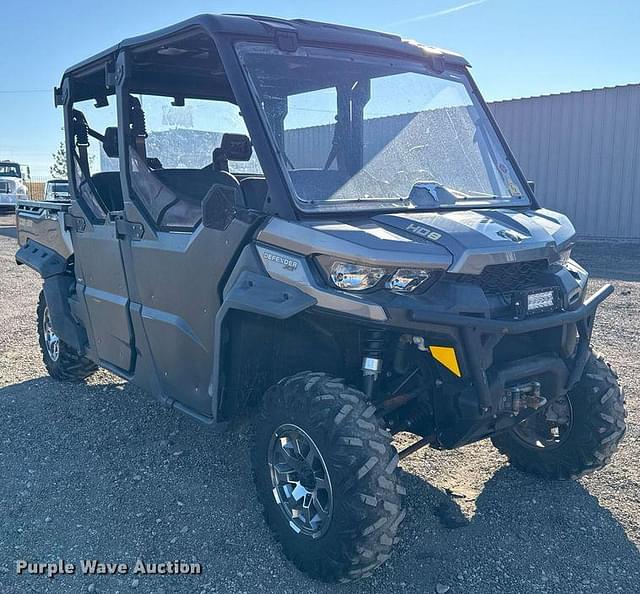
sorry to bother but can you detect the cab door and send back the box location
[114,50,265,417]
[64,96,135,374]
[70,208,134,373]
[118,219,256,416]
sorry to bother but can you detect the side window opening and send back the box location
[69,96,122,221]
[125,35,264,231]
[127,94,263,229]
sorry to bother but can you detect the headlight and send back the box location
[564,258,588,282]
[329,261,385,291]
[559,248,572,265]
[557,249,589,291]
[321,258,436,293]
[385,269,433,292]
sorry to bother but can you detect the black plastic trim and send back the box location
[43,275,88,353]
[410,284,613,335]
[15,240,68,278]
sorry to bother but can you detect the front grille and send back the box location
[448,259,550,294]
[0,181,10,194]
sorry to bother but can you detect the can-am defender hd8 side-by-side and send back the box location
[15,14,625,582]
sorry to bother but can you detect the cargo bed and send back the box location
[15,199,73,259]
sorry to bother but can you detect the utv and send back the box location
[15,14,625,582]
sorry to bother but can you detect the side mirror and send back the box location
[202,184,241,230]
[527,180,535,194]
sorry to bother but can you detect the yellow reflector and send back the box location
[429,346,461,377]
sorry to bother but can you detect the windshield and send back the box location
[237,44,528,212]
[0,163,20,178]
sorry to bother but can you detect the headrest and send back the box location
[146,157,163,170]
[103,127,119,158]
[220,133,252,161]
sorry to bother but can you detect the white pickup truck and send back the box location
[0,161,29,211]
[43,179,70,201]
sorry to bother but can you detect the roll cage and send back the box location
[55,13,536,227]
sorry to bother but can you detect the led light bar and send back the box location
[527,290,555,312]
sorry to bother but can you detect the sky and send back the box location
[1,0,638,176]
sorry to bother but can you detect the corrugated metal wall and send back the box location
[489,85,640,241]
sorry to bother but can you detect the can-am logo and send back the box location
[261,250,299,271]
[497,229,528,242]
[405,223,442,241]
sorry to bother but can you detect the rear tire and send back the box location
[252,372,405,582]
[37,290,97,381]
[491,350,626,479]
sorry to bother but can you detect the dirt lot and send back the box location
[1,212,639,594]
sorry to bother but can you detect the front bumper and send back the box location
[410,283,613,334]
[0,193,20,209]
[409,284,614,447]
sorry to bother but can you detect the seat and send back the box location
[153,169,223,203]
[150,168,241,227]
[240,177,268,211]
[91,172,124,211]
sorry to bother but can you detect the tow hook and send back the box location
[505,381,547,415]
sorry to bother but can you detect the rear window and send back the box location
[0,164,20,177]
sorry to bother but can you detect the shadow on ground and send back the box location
[0,377,639,593]
[399,467,640,591]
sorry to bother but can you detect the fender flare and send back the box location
[208,270,317,421]
[16,240,88,353]
[16,239,69,278]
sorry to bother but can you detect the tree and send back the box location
[50,141,67,179]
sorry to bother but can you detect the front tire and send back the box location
[37,290,97,381]
[492,350,626,479]
[252,372,405,582]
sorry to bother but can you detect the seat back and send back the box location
[90,168,243,225]
[152,169,226,203]
[240,177,268,211]
[91,172,124,211]
[149,168,241,228]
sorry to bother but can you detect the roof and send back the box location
[62,13,469,80]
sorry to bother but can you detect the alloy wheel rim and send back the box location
[511,394,574,450]
[267,423,333,538]
[43,306,60,362]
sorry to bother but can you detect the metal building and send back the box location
[490,84,640,241]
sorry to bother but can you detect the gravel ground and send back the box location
[0,212,639,594]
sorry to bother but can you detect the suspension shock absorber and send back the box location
[361,328,385,399]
